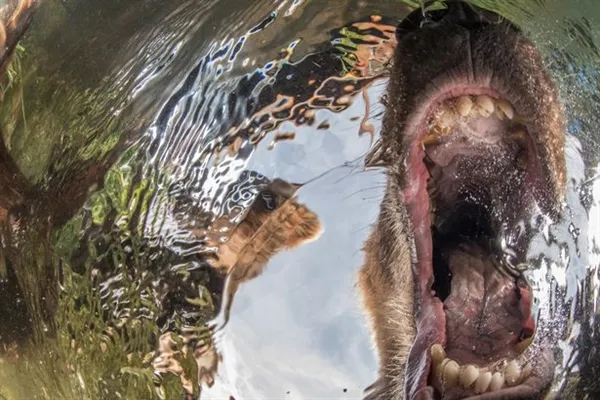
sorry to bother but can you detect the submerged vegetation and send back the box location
[0,44,25,94]
[0,152,212,399]
[0,43,28,143]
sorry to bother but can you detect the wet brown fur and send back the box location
[211,180,322,278]
[359,180,416,399]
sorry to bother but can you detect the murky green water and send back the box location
[0,0,599,399]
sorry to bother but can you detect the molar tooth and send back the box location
[438,109,455,128]
[489,372,504,392]
[474,371,492,394]
[455,96,473,117]
[422,120,451,146]
[476,95,495,117]
[496,98,514,120]
[430,344,446,366]
[441,359,460,387]
[504,360,521,386]
[439,126,451,136]
[459,365,479,388]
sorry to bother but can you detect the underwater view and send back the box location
[0,0,599,399]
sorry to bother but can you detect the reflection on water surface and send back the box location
[0,0,599,399]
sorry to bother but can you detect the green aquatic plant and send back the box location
[0,230,207,399]
[401,0,448,12]
[0,44,25,93]
[0,43,28,141]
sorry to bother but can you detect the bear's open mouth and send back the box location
[401,87,555,400]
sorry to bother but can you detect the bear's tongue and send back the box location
[438,242,534,365]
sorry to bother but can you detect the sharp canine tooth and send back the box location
[490,372,505,392]
[475,371,492,394]
[442,359,460,387]
[430,344,445,366]
[476,95,495,117]
[496,98,514,120]
[495,107,505,120]
[521,364,533,382]
[505,360,521,386]
[459,365,479,388]
[516,333,535,353]
[456,96,473,116]
[422,132,439,146]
